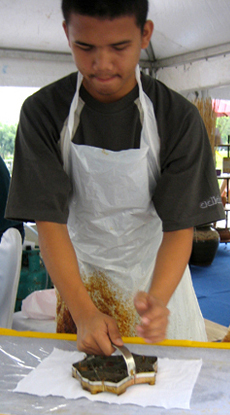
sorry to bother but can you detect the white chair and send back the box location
[0,228,22,328]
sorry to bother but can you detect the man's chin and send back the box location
[83,78,122,101]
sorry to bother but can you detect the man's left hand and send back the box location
[134,291,169,343]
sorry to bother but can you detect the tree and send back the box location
[0,123,17,159]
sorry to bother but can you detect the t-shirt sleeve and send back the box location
[6,93,72,223]
[152,87,225,231]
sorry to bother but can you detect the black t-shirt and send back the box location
[6,72,225,231]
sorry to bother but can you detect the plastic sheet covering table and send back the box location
[0,329,230,415]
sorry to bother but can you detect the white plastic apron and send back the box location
[60,66,207,341]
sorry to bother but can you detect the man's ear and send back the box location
[141,20,154,49]
[62,20,70,46]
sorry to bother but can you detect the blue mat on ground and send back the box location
[190,244,230,327]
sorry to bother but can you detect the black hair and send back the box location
[61,0,149,31]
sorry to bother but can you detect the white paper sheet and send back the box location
[14,348,202,409]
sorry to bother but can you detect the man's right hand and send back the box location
[75,307,123,355]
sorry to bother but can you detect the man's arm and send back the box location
[134,227,194,342]
[36,221,123,354]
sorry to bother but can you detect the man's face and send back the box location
[63,14,153,103]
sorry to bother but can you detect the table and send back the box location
[0,329,230,415]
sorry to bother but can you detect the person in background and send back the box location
[6,0,224,355]
[0,155,24,242]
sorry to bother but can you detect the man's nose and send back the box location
[92,48,113,71]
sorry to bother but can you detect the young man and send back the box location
[6,0,224,355]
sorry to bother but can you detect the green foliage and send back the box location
[0,123,17,159]
[216,117,230,144]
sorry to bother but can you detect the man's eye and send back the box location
[113,45,128,51]
[75,44,93,51]
[114,46,126,50]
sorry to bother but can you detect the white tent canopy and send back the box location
[0,0,230,98]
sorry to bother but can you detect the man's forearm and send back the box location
[36,221,123,355]
[135,227,194,342]
[36,221,97,323]
[148,227,194,306]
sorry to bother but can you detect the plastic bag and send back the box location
[21,288,56,320]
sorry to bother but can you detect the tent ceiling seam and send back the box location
[152,42,230,70]
[0,48,73,63]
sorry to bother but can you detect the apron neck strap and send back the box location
[68,71,84,133]
[135,65,145,103]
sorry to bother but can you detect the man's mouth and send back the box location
[90,74,119,82]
